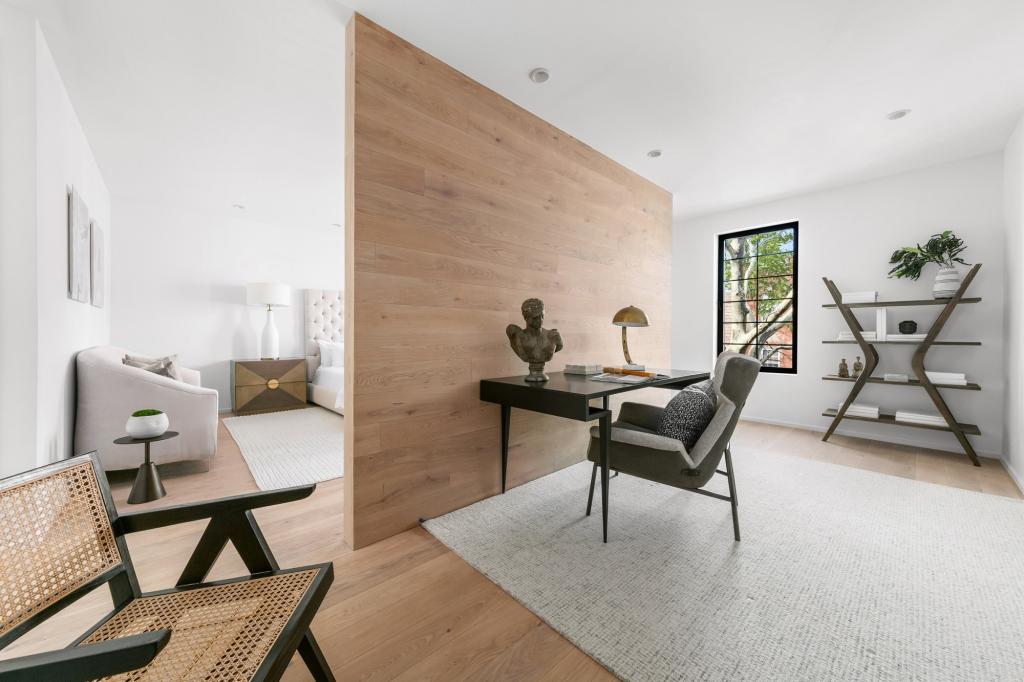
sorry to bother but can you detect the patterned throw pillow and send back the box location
[657,380,717,452]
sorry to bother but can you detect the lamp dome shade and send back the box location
[246,282,291,307]
[612,305,649,327]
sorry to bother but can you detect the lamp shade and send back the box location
[612,305,649,327]
[246,282,291,307]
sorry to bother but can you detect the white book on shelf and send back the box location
[841,291,878,303]
[883,373,909,383]
[875,308,887,342]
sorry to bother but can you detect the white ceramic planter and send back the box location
[126,412,169,439]
[932,266,961,299]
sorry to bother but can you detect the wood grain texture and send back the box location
[346,14,673,548]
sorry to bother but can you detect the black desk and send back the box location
[479,369,709,542]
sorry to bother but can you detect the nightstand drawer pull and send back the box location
[267,378,280,390]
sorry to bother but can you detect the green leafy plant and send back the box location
[131,408,163,417]
[887,230,969,280]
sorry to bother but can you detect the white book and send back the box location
[565,363,603,375]
[875,308,887,342]
[926,371,966,380]
[842,291,878,303]
[884,373,909,383]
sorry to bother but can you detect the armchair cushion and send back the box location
[657,380,717,451]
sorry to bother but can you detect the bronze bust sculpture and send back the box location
[506,298,563,382]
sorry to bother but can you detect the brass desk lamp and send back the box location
[612,305,648,370]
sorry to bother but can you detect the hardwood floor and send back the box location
[3,415,1018,680]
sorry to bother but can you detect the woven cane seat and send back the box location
[80,568,322,681]
[0,461,122,640]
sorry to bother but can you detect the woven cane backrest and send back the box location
[0,458,122,642]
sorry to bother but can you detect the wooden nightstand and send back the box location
[232,358,307,415]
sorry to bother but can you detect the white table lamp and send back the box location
[246,282,291,359]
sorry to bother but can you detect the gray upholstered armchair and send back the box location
[584,351,761,540]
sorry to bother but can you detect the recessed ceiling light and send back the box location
[886,109,911,120]
[528,68,550,84]
[647,149,663,158]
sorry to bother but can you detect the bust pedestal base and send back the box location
[525,362,549,383]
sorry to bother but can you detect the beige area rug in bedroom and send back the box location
[424,451,1024,681]
[223,407,343,490]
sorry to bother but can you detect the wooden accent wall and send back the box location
[345,14,673,548]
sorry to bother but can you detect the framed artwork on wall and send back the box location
[67,186,90,302]
[90,220,105,308]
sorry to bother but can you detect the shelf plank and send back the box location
[821,375,981,390]
[821,408,981,435]
[822,297,981,309]
[822,340,981,346]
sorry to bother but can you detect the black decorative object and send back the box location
[899,320,918,334]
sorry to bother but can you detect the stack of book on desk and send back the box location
[925,371,968,386]
[895,410,947,427]
[837,331,876,341]
[843,403,880,419]
[565,363,602,375]
[841,291,878,304]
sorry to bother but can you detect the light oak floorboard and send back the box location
[2,417,1017,680]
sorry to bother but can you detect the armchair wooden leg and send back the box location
[586,462,597,516]
[724,446,740,541]
[298,632,335,682]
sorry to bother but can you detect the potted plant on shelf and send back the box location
[126,408,169,439]
[887,230,969,298]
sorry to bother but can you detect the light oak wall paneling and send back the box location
[346,14,672,548]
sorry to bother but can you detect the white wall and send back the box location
[1004,116,1024,485]
[110,198,343,410]
[673,153,1006,457]
[35,24,111,464]
[0,7,110,477]
[0,5,40,477]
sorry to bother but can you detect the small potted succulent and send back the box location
[887,230,969,299]
[126,408,169,439]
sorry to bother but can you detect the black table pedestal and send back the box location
[127,443,167,504]
[114,431,179,505]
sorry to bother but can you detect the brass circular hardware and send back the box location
[267,378,280,390]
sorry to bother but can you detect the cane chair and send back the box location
[0,452,335,681]
[585,351,760,540]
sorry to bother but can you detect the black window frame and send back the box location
[716,221,799,374]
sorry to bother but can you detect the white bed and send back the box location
[305,288,344,414]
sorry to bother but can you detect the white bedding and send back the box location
[311,365,344,412]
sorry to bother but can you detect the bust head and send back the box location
[521,298,544,330]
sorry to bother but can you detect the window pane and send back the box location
[721,344,757,358]
[758,345,794,369]
[721,235,756,260]
[756,275,794,300]
[754,228,795,255]
[721,322,757,345]
[722,257,756,281]
[757,323,794,346]
[756,252,794,278]
[754,297,794,323]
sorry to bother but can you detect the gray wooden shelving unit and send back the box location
[820,263,983,466]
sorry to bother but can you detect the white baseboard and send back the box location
[738,415,1003,461]
[1003,459,1024,492]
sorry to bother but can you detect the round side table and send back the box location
[113,430,179,504]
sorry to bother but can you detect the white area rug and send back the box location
[424,454,1024,681]
[223,408,343,490]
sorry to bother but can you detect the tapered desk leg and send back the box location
[599,413,610,543]
[500,405,511,493]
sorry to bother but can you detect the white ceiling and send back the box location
[347,0,1024,218]
[17,0,351,228]
[14,0,1024,223]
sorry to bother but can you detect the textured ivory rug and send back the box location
[423,453,1024,681]
[223,407,343,490]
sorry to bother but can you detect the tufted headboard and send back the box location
[304,289,343,381]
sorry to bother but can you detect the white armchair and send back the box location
[75,346,219,471]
